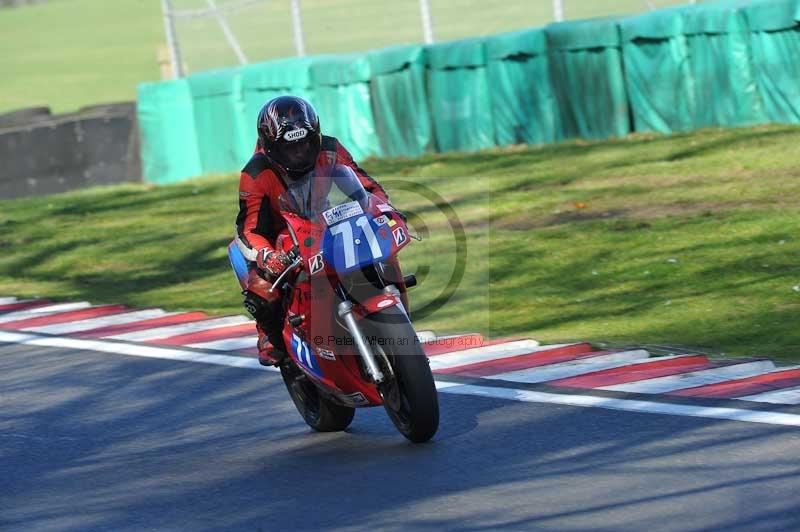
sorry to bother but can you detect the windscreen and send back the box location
[278,163,369,221]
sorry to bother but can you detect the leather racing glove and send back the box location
[256,248,293,280]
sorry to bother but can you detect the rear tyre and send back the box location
[280,361,355,432]
[366,307,439,443]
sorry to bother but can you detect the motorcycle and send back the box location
[265,163,439,443]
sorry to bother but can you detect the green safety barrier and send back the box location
[426,37,495,152]
[684,0,767,128]
[743,0,800,124]
[136,0,800,184]
[186,67,247,174]
[136,79,201,184]
[545,17,631,140]
[485,28,560,146]
[367,45,432,158]
[309,53,382,161]
[621,7,695,133]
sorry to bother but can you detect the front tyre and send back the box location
[280,361,355,432]
[366,307,439,443]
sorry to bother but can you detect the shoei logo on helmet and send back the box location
[283,128,308,142]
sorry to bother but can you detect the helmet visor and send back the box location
[271,134,321,173]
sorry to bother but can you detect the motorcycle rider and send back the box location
[230,95,391,367]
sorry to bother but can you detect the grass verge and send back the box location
[1,124,799,361]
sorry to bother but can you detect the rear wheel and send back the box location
[280,361,355,432]
[365,308,439,443]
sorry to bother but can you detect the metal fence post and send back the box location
[206,0,249,64]
[291,0,307,56]
[160,0,183,78]
[552,0,564,22]
[419,0,435,44]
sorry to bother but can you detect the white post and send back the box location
[552,0,564,22]
[206,0,249,64]
[160,0,183,78]
[419,0,435,44]
[290,0,307,56]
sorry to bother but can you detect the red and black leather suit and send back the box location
[235,135,388,269]
[234,135,390,356]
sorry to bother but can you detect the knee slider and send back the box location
[243,291,275,322]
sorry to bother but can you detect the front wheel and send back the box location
[280,361,355,432]
[366,308,439,443]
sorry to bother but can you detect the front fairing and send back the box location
[276,165,411,406]
[278,164,410,279]
[280,202,409,280]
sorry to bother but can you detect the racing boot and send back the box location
[256,321,287,367]
[242,268,287,367]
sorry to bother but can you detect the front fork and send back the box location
[337,285,404,385]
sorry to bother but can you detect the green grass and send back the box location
[0,0,163,114]
[2,124,800,362]
[1,0,700,113]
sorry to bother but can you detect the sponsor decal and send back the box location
[340,392,370,406]
[303,236,315,247]
[393,227,407,246]
[308,253,325,274]
[377,298,394,309]
[283,128,308,141]
[376,203,394,213]
[239,191,251,198]
[387,219,397,227]
[244,300,259,315]
[291,332,322,376]
[317,348,336,361]
[322,201,364,226]
[374,215,388,225]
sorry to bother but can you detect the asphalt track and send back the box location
[2,342,800,531]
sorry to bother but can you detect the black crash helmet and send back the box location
[257,95,322,178]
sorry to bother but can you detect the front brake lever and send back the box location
[268,255,303,293]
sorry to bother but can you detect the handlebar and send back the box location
[268,251,303,293]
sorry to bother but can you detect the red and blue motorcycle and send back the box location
[257,164,439,443]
